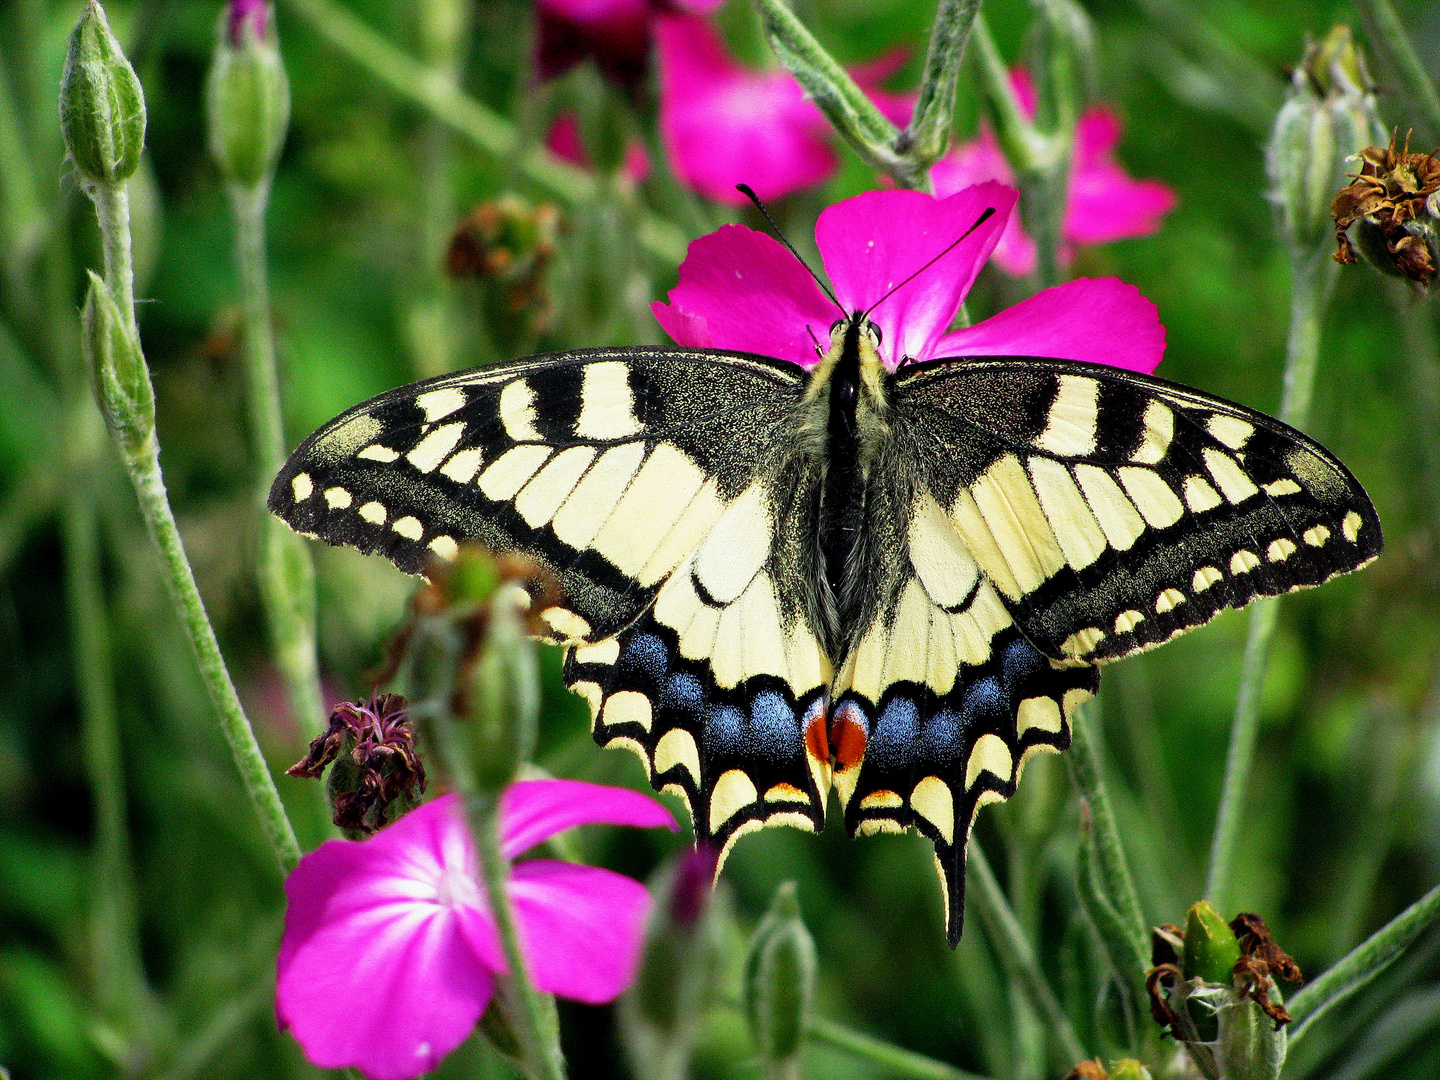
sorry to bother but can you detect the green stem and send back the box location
[807,1015,993,1080]
[122,434,302,871]
[87,180,301,873]
[279,0,687,263]
[747,0,915,187]
[1353,0,1440,146]
[1066,707,1149,963]
[230,183,328,741]
[470,798,567,1080]
[1288,881,1440,1042]
[1204,253,1336,910]
[88,181,137,337]
[903,0,979,166]
[968,842,1087,1065]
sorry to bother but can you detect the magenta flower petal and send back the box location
[937,277,1165,373]
[657,16,835,206]
[1075,107,1122,165]
[652,223,836,365]
[930,138,1036,276]
[278,901,494,1080]
[816,184,1016,365]
[509,860,654,1003]
[1064,161,1177,246]
[277,796,496,1080]
[499,778,676,859]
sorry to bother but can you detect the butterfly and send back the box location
[270,270,1380,946]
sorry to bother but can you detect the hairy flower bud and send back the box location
[81,270,153,452]
[619,846,727,1080]
[60,1,146,188]
[206,2,290,189]
[743,882,815,1077]
[1267,26,1385,255]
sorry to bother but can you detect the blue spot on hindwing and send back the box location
[661,671,705,716]
[961,676,1004,728]
[705,704,746,756]
[1001,636,1044,690]
[621,633,668,687]
[921,708,965,763]
[868,696,919,770]
[750,690,800,760]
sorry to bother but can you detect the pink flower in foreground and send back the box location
[931,70,1176,277]
[277,781,676,1080]
[652,183,1166,373]
[656,16,908,206]
[535,0,721,94]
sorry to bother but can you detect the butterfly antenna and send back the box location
[736,183,844,315]
[862,206,997,320]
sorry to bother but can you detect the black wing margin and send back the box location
[893,356,1382,665]
[269,347,807,645]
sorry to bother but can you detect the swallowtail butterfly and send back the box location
[271,309,1380,943]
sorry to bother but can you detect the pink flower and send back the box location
[656,16,907,206]
[931,70,1176,276]
[535,0,721,94]
[277,781,676,1080]
[546,114,651,182]
[652,183,1166,373]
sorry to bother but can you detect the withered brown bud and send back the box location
[1332,131,1440,288]
[289,694,426,836]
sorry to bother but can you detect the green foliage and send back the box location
[3,1,1440,1079]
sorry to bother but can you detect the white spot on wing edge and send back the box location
[391,515,423,540]
[428,535,458,560]
[291,473,313,501]
[416,387,467,422]
[358,501,387,525]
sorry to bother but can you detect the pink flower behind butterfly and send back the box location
[656,16,910,206]
[534,0,721,94]
[276,780,675,1080]
[932,69,1176,276]
[652,183,1166,373]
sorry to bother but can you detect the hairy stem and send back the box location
[470,798,567,1080]
[87,180,301,872]
[230,183,328,742]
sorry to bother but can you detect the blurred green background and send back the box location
[3,0,1440,1078]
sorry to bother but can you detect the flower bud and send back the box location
[1147,905,1300,1080]
[1183,900,1243,983]
[81,270,153,452]
[206,2,290,189]
[1268,26,1385,255]
[742,882,815,1077]
[1107,1061,1153,1080]
[60,1,146,188]
[619,847,728,1080]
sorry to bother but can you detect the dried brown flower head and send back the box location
[288,694,427,835]
[1332,132,1440,287]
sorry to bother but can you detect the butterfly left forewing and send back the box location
[269,348,807,645]
[893,356,1382,665]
